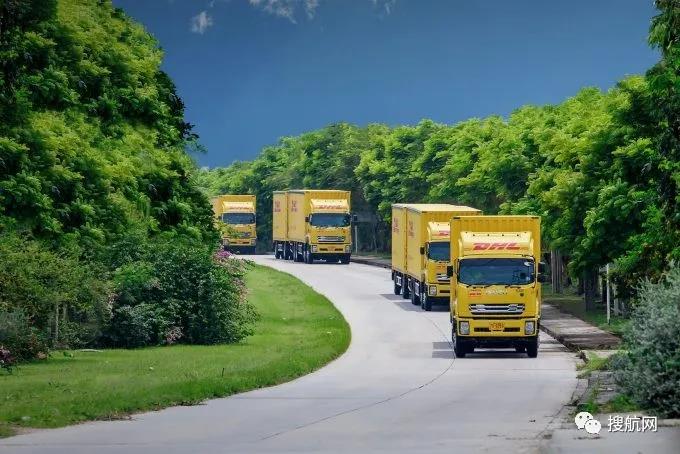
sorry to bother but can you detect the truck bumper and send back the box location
[310,243,352,255]
[223,238,256,252]
[456,317,539,347]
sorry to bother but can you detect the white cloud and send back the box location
[249,0,299,23]
[190,10,213,34]
[372,0,396,15]
[248,0,396,23]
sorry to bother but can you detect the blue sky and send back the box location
[112,0,658,167]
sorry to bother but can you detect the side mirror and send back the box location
[419,246,425,255]
[538,261,547,274]
[304,216,309,223]
[537,274,548,283]
[352,214,358,223]
[446,265,454,278]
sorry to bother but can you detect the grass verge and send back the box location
[0,263,350,437]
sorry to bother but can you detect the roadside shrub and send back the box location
[0,232,109,349]
[614,264,680,417]
[0,309,49,362]
[102,236,257,347]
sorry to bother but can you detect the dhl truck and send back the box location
[211,195,257,253]
[448,215,547,358]
[391,204,481,311]
[272,190,355,264]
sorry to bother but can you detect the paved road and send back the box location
[1,256,578,453]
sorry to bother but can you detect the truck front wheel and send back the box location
[452,327,468,358]
[526,337,539,358]
[339,254,350,264]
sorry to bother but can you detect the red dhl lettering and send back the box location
[472,242,521,251]
[274,201,281,212]
[291,201,298,212]
[392,218,400,233]
[407,220,414,238]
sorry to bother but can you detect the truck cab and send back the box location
[418,222,453,311]
[211,195,257,253]
[449,216,545,358]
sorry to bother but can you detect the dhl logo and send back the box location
[408,220,415,238]
[392,218,400,233]
[274,201,281,212]
[291,200,298,212]
[315,204,344,209]
[473,242,521,250]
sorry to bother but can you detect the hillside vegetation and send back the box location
[0,1,255,365]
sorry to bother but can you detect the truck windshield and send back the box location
[428,242,450,261]
[221,213,255,224]
[309,213,351,227]
[458,258,535,286]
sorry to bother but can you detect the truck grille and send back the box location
[469,303,525,315]
[436,273,450,283]
[318,236,345,243]
[236,232,251,238]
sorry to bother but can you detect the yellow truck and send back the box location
[211,195,257,253]
[391,204,481,311]
[448,215,547,358]
[273,190,355,264]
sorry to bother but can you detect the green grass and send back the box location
[577,351,613,378]
[0,264,350,437]
[543,290,628,336]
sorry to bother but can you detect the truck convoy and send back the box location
[391,204,481,311]
[448,215,545,358]
[273,190,355,264]
[211,195,257,253]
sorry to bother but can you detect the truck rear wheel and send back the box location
[402,278,411,299]
[526,337,539,358]
[410,287,420,305]
[393,280,401,295]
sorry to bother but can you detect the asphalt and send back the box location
[1,256,579,454]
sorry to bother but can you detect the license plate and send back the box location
[489,322,504,331]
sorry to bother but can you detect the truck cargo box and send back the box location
[405,205,481,280]
[272,192,288,242]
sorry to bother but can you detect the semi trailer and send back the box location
[448,215,547,358]
[391,204,481,311]
[273,190,355,264]
[211,195,257,253]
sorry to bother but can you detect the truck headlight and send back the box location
[311,245,318,252]
[428,285,437,296]
[345,245,351,253]
[459,321,470,335]
[525,321,535,335]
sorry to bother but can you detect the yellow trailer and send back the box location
[211,194,257,253]
[390,204,481,310]
[272,190,354,264]
[448,215,546,358]
[272,191,288,256]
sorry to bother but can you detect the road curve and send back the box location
[1,256,578,453]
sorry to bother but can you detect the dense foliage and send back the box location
[198,1,679,294]
[0,0,255,362]
[614,265,680,417]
